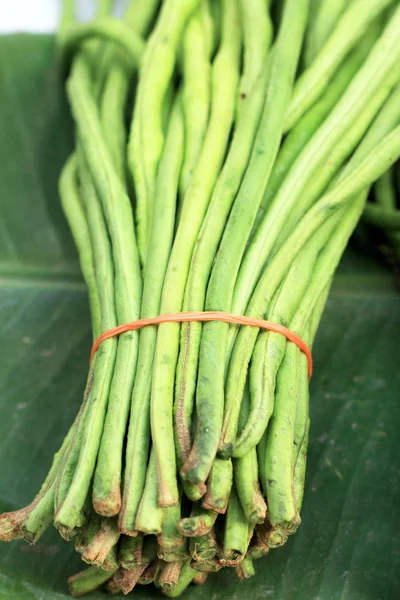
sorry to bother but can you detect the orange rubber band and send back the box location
[90,311,312,378]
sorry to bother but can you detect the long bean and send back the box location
[158,498,188,562]
[3,0,399,592]
[68,566,115,597]
[12,27,109,543]
[257,28,378,226]
[81,516,119,568]
[59,155,101,338]
[162,560,197,597]
[159,561,184,591]
[119,533,143,568]
[223,485,250,562]
[190,530,218,562]
[119,96,184,534]
[285,0,394,131]
[99,0,161,179]
[135,449,165,535]
[178,505,218,537]
[233,380,266,523]
[73,147,118,518]
[59,17,144,66]
[65,40,143,517]
[53,157,111,537]
[283,76,398,237]
[56,52,142,528]
[174,17,269,496]
[232,9,400,330]
[226,126,400,460]
[200,0,214,57]
[138,559,161,585]
[128,0,200,264]
[181,0,308,487]
[54,0,119,526]
[152,0,241,507]
[202,457,233,514]
[236,0,272,117]
[221,217,336,455]
[180,6,211,196]
[304,0,351,67]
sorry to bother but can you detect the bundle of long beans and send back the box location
[2,0,400,596]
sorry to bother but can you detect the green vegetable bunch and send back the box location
[1,0,400,596]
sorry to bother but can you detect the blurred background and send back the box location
[0,0,128,33]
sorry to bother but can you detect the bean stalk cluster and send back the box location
[1,0,400,597]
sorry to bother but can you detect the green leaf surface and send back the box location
[0,34,399,600]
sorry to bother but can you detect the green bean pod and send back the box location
[202,457,233,514]
[227,127,400,462]
[222,485,250,563]
[182,0,309,487]
[138,559,161,585]
[232,10,400,332]
[55,151,116,526]
[180,6,211,196]
[159,561,184,591]
[152,0,241,506]
[56,48,143,527]
[99,0,161,180]
[81,516,119,569]
[233,380,266,523]
[119,533,144,569]
[264,342,302,526]
[68,565,115,597]
[190,529,219,562]
[173,0,271,474]
[72,146,118,519]
[135,450,165,535]
[75,510,102,554]
[162,560,197,597]
[200,0,214,57]
[158,502,184,551]
[285,0,394,130]
[59,16,144,66]
[281,69,400,240]
[128,0,200,264]
[59,154,101,337]
[119,96,184,534]
[236,0,272,117]
[157,497,189,562]
[257,30,378,226]
[374,169,397,211]
[222,223,327,456]
[175,54,269,496]
[304,0,350,67]
[178,505,218,537]
[236,558,255,579]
